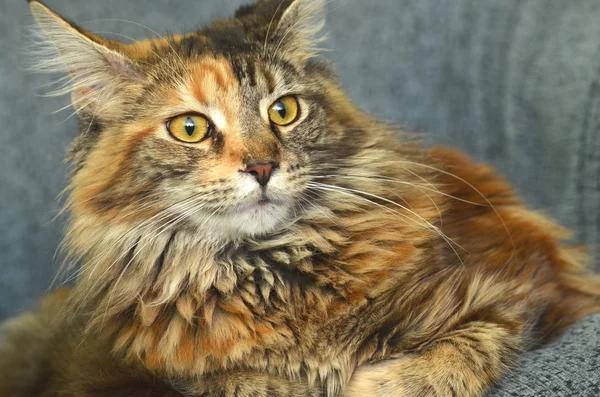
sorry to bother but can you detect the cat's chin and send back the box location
[194,200,292,240]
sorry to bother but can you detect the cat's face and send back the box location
[71,47,330,240]
[31,0,365,241]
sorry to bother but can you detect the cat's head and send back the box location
[29,0,388,246]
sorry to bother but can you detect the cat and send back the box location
[1,0,599,396]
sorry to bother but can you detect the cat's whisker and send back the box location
[74,192,209,302]
[307,182,466,266]
[51,191,163,256]
[90,31,136,44]
[309,181,446,237]
[312,174,487,207]
[396,160,517,252]
[63,195,166,260]
[318,175,426,223]
[199,200,229,230]
[107,185,220,226]
[379,181,439,228]
[96,193,201,254]
[263,0,287,57]
[307,183,419,229]
[296,193,338,226]
[306,183,429,241]
[74,203,201,324]
[100,197,210,326]
[347,173,445,227]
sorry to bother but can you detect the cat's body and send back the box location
[1,0,599,396]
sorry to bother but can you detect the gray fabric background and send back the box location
[0,0,598,395]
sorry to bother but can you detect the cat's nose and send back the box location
[242,161,278,187]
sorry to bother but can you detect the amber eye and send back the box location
[166,114,211,143]
[268,96,299,126]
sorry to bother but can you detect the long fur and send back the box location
[1,1,599,396]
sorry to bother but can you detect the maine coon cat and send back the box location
[1,0,599,396]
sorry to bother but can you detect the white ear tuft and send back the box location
[29,1,140,116]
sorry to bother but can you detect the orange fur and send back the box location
[2,1,599,397]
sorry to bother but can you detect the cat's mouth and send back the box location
[257,198,270,206]
[234,196,284,214]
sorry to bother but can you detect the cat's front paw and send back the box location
[343,360,412,397]
[343,357,446,397]
[344,350,491,397]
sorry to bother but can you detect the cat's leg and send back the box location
[343,321,521,397]
[63,371,319,397]
[0,288,72,397]
[72,386,184,397]
[0,311,52,397]
[183,372,323,397]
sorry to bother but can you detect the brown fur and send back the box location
[2,0,599,396]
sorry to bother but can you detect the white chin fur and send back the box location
[228,202,290,236]
[195,202,292,241]
[176,172,298,241]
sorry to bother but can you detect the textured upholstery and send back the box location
[0,0,598,395]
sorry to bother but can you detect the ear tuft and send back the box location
[29,1,141,116]
[270,0,327,61]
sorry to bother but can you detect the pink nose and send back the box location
[242,161,277,187]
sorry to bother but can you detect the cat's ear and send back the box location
[29,1,143,117]
[269,0,327,61]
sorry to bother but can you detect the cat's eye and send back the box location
[268,96,300,126]
[166,114,212,143]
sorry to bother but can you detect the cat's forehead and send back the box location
[121,19,304,86]
[188,56,240,103]
[170,55,287,103]
[137,39,304,110]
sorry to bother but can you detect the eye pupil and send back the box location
[274,102,286,119]
[184,117,195,136]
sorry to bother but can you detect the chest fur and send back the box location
[70,207,433,389]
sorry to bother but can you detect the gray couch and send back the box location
[0,0,598,395]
